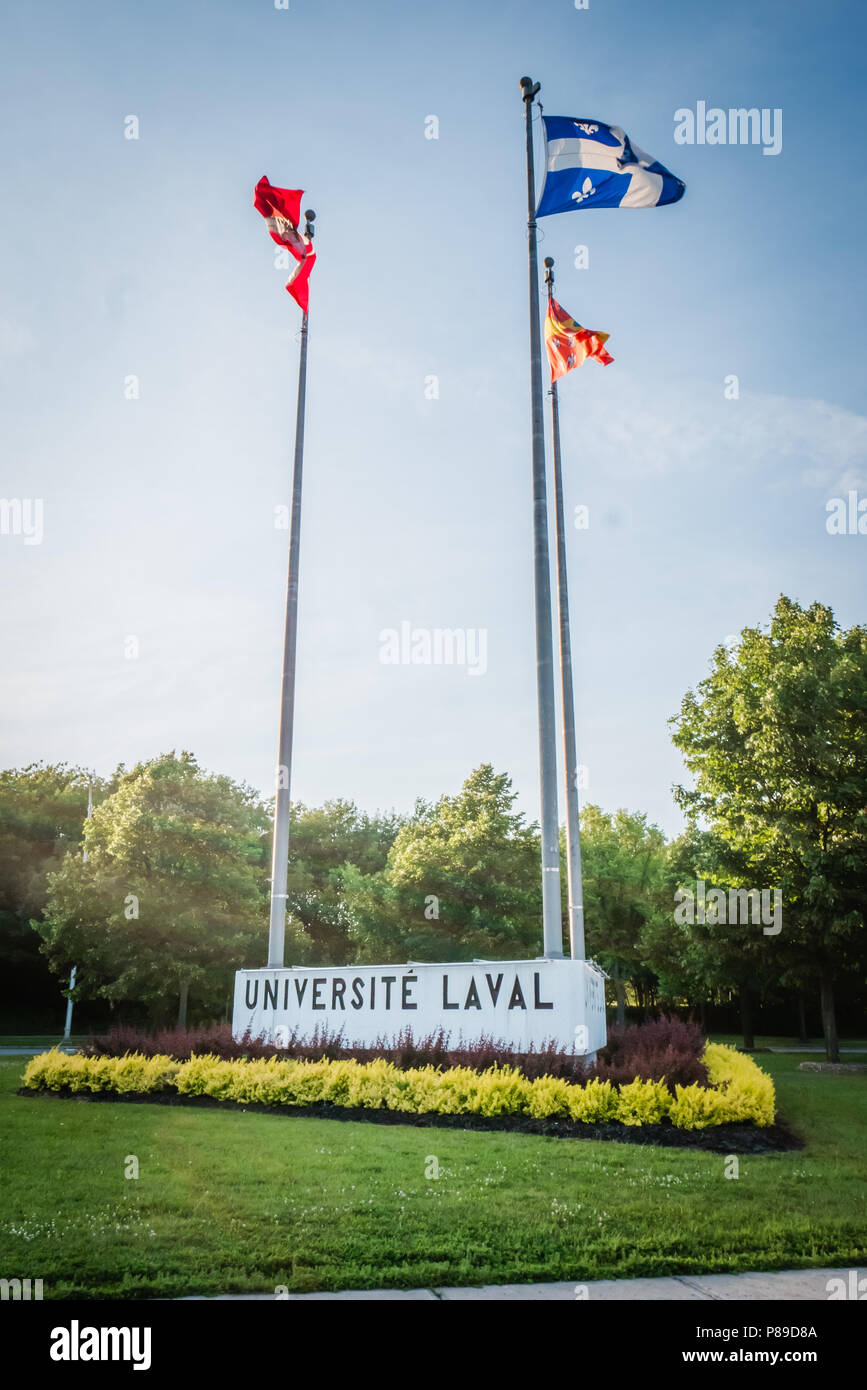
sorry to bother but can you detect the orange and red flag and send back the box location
[544,297,613,381]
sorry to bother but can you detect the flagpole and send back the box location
[543,257,585,962]
[520,76,563,960]
[268,208,315,970]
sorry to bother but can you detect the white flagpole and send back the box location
[520,76,564,959]
[268,209,316,969]
[543,257,585,961]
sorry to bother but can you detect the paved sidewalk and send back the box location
[181,1267,864,1301]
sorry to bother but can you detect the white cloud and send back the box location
[551,370,867,492]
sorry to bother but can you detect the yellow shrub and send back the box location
[270,1059,335,1106]
[419,1066,477,1115]
[394,1064,447,1114]
[21,1039,775,1130]
[669,1082,725,1130]
[702,1043,775,1127]
[343,1057,396,1109]
[174,1054,238,1099]
[470,1066,531,1117]
[108,1053,179,1093]
[23,1049,78,1091]
[567,1078,618,1122]
[22,1049,177,1094]
[526,1075,574,1119]
[616,1078,672,1126]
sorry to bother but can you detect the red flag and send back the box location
[544,297,613,381]
[254,176,316,313]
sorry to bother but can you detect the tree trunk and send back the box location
[797,994,809,1045]
[699,999,707,1033]
[739,984,755,1051]
[819,966,839,1063]
[177,981,189,1030]
[613,972,627,1026]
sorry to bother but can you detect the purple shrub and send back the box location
[603,1015,704,1061]
[591,1016,708,1088]
[84,1014,708,1092]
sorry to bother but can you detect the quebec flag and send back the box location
[536,116,685,214]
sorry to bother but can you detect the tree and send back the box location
[281,799,402,964]
[36,752,270,1025]
[646,824,785,1049]
[0,764,110,1026]
[343,765,543,963]
[580,805,669,1023]
[639,827,712,1018]
[671,597,867,1060]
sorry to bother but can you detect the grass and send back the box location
[707,1033,867,1053]
[0,1036,86,1049]
[0,1049,865,1299]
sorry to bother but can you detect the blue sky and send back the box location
[1,0,865,838]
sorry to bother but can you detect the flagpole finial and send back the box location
[520,76,540,101]
[543,256,555,293]
[304,209,316,239]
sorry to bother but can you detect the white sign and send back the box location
[233,958,607,1056]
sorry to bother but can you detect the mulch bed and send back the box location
[18,1086,802,1153]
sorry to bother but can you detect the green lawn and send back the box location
[0,1051,864,1299]
[707,1033,867,1052]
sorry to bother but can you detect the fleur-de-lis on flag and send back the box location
[576,122,599,135]
[571,177,597,204]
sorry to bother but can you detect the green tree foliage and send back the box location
[643,825,784,1049]
[37,752,270,1025]
[281,799,402,964]
[580,805,669,1023]
[670,596,867,1060]
[0,764,109,1023]
[343,765,543,963]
